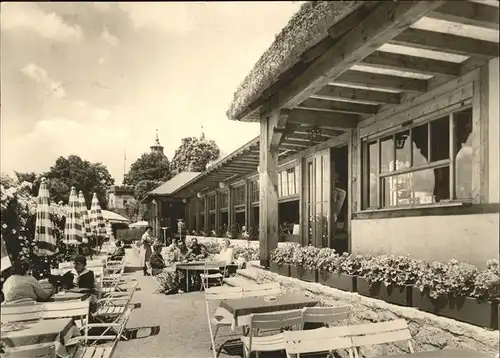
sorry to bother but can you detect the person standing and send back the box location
[141,226,154,276]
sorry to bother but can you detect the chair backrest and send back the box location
[302,305,352,326]
[284,327,353,357]
[41,300,90,320]
[1,302,43,323]
[4,343,56,358]
[204,261,225,273]
[242,282,282,297]
[350,319,413,355]
[249,309,303,331]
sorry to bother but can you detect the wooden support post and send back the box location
[195,199,200,232]
[215,193,221,233]
[297,157,304,244]
[204,196,209,233]
[228,186,233,229]
[245,180,251,228]
[259,112,281,267]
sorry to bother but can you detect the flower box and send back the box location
[318,270,357,292]
[290,265,317,283]
[357,277,413,307]
[269,262,290,277]
[412,287,499,329]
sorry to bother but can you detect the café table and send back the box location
[386,348,494,358]
[175,261,227,293]
[1,317,80,358]
[50,291,90,302]
[220,292,319,328]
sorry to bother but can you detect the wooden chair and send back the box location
[204,286,245,358]
[200,261,226,291]
[0,302,43,323]
[41,299,90,329]
[283,326,354,358]
[3,343,56,358]
[350,319,414,358]
[302,305,352,327]
[240,309,303,358]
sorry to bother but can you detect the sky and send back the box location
[1,1,303,184]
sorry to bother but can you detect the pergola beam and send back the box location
[334,70,428,93]
[300,98,380,115]
[288,109,358,130]
[360,51,461,77]
[390,28,499,59]
[427,1,499,30]
[315,85,401,105]
[261,0,444,116]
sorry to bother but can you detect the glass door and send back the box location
[305,149,331,247]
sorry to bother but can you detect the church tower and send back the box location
[150,129,164,155]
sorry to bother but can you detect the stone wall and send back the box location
[239,264,499,357]
[187,235,294,250]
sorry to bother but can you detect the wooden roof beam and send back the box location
[300,98,380,115]
[428,1,499,30]
[360,51,461,77]
[315,85,401,105]
[281,139,310,148]
[294,126,343,137]
[390,28,499,59]
[334,70,428,93]
[261,0,444,116]
[288,108,358,130]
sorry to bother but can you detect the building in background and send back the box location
[107,185,134,210]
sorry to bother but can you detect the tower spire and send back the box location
[150,129,164,155]
[200,124,205,140]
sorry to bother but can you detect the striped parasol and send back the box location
[34,177,57,256]
[1,235,11,272]
[78,191,90,244]
[90,192,106,242]
[105,220,114,241]
[64,187,83,246]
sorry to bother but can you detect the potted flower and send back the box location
[472,260,500,329]
[317,248,357,292]
[289,245,319,282]
[269,245,295,277]
[414,259,498,329]
[357,254,419,306]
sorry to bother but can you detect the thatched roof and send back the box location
[226,0,366,122]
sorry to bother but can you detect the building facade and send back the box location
[107,185,134,210]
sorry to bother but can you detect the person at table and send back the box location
[188,238,207,261]
[177,240,190,262]
[108,240,126,261]
[150,244,185,294]
[141,226,155,276]
[2,260,54,303]
[215,238,234,264]
[71,255,95,291]
[150,244,166,274]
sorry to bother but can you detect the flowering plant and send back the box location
[337,253,366,276]
[233,246,259,261]
[316,247,340,272]
[270,245,296,265]
[472,260,500,300]
[359,254,422,287]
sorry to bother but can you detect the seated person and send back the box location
[66,255,95,292]
[177,240,190,262]
[214,238,234,265]
[166,238,179,252]
[188,238,207,261]
[108,240,126,261]
[2,260,54,303]
[149,244,166,275]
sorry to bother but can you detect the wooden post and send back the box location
[195,199,200,232]
[215,192,221,234]
[245,180,251,228]
[297,157,304,243]
[228,186,233,229]
[259,111,286,267]
[204,196,209,233]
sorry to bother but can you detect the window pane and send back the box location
[412,124,429,165]
[380,136,394,173]
[368,142,378,207]
[382,166,450,207]
[430,116,450,161]
[454,108,473,199]
[395,130,411,170]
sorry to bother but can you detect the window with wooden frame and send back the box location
[220,191,229,209]
[278,167,298,198]
[362,107,473,210]
[207,194,216,212]
[250,180,259,205]
[233,185,246,207]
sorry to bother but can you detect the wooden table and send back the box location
[220,292,318,326]
[386,349,494,358]
[175,261,227,293]
[51,291,90,302]
[1,318,80,358]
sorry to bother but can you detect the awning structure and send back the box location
[226,0,499,140]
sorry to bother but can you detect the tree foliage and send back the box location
[133,180,163,201]
[123,199,148,222]
[170,137,221,175]
[42,155,114,208]
[123,152,171,188]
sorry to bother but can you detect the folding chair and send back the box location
[41,300,90,329]
[3,343,56,358]
[200,261,226,291]
[302,305,352,328]
[204,286,245,357]
[350,319,414,358]
[1,302,43,323]
[284,326,354,358]
[240,309,303,358]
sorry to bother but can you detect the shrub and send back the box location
[270,245,296,265]
[116,228,143,244]
[472,259,500,300]
[359,254,422,287]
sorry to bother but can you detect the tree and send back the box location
[42,155,114,208]
[123,152,171,188]
[123,199,148,222]
[134,180,163,201]
[170,136,221,175]
[14,172,39,196]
